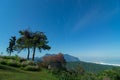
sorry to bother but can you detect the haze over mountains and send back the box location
[63,54,80,62]
[34,54,80,62]
[34,54,120,67]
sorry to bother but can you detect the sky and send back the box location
[0,0,120,63]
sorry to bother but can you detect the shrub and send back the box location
[39,62,47,68]
[42,53,66,71]
[14,55,21,61]
[1,56,16,60]
[23,65,40,71]
[1,56,21,61]
[58,71,78,80]
[0,58,7,65]
[21,60,35,67]
[7,59,21,67]
[20,58,27,62]
[1,56,11,59]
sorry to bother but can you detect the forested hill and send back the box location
[66,61,118,73]
[34,54,118,73]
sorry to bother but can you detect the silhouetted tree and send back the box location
[16,29,33,60]
[32,31,51,61]
[6,36,16,56]
[16,29,51,61]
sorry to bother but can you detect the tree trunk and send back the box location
[27,47,30,60]
[9,52,11,56]
[32,46,36,61]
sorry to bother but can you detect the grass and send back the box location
[0,56,58,80]
[0,64,58,80]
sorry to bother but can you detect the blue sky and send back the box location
[0,0,120,62]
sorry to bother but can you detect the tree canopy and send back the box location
[13,29,51,61]
[6,36,16,56]
[16,30,33,60]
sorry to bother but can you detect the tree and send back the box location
[16,30,33,60]
[32,31,51,61]
[6,36,16,56]
[16,29,51,61]
[42,53,66,69]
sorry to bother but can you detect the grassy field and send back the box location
[0,64,58,80]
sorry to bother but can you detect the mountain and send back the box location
[63,54,80,62]
[33,54,118,73]
[33,57,41,62]
[34,54,80,62]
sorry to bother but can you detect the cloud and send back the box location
[73,1,120,31]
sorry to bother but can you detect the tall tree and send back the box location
[6,36,16,56]
[16,30,33,60]
[32,31,51,61]
[16,29,51,61]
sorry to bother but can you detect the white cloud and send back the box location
[73,2,120,31]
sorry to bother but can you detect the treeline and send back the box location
[55,67,120,80]
[6,29,51,61]
[66,61,116,73]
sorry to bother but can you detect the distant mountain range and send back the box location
[33,54,120,67]
[33,54,119,73]
[66,61,117,73]
[34,54,80,62]
[64,54,80,62]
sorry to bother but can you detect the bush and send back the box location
[0,58,7,65]
[58,71,78,80]
[23,65,40,71]
[1,56,12,59]
[21,60,35,67]
[20,58,27,62]
[2,56,16,59]
[1,55,21,61]
[7,59,21,67]
[39,62,48,68]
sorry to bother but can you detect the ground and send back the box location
[0,64,58,80]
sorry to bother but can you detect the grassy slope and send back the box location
[0,60,118,80]
[0,64,58,80]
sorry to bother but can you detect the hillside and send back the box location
[0,64,58,80]
[66,61,117,73]
[39,54,117,73]
[34,54,117,73]
[0,61,118,80]
[64,54,80,62]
